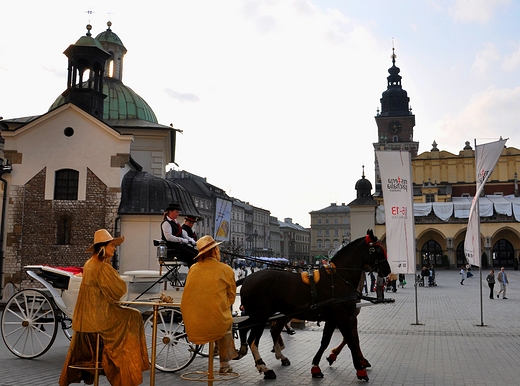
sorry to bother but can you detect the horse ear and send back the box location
[367,229,377,242]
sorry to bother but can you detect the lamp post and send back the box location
[253,229,258,257]
[0,157,12,290]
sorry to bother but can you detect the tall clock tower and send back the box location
[373,48,419,194]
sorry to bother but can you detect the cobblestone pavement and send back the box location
[2,269,520,385]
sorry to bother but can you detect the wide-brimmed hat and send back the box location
[195,235,222,259]
[86,229,124,253]
[165,203,182,212]
[184,215,198,223]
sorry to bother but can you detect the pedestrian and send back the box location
[496,267,509,299]
[486,269,495,299]
[398,273,406,288]
[376,274,385,300]
[181,235,239,373]
[460,265,466,285]
[59,229,150,386]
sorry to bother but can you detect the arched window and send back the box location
[57,215,72,245]
[421,240,443,267]
[492,239,515,267]
[54,169,79,200]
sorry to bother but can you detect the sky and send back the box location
[1,0,520,228]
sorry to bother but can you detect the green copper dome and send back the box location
[49,78,158,123]
[49,22,158,124]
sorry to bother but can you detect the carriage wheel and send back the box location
[1,289,59,358]
[144,308,199,372]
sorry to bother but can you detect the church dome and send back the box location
[49,22,158,124]
[49,78,158,123]
[355,175,373,192]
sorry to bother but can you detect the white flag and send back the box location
[464,138,507,267]
[376,150,415,274]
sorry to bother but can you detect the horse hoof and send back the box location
[326,353,337,365]
[263,370,277,379]
[311,366,323,378]
[281,358,291,366]
[356,369,369,381]
[360,358,372,368]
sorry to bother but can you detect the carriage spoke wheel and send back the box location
[1,289,58,359]
[144,308,199,372]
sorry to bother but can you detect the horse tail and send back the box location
[236,278,245,287]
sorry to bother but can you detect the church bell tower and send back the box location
[373,48,418,194]
[62,24,111,119]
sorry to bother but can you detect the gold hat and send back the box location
[194,235,222,259]
[86,229,124,253]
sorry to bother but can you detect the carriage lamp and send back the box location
[157,241,167,260]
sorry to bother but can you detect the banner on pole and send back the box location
[464,138,507,267]
[376,150,415,274]
[214,198,232,242]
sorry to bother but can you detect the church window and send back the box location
[57,215,72,245]
[54,169,79,200]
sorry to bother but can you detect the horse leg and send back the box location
[326,337,346,365]
[248,324,276,379]
[310,320,336,378]
[237,324,249,358]
[337,318,369,382]
[327,309,371,368]
[270,319,290,366]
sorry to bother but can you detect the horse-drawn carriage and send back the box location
[2,230,394,383]
[0,243,200,373]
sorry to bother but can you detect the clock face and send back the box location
[388,120,401,134]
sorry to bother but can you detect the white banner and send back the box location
[214,198,232,242]
[376,150,415,274]
[464,138,507,267]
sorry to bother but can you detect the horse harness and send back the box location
[300,238,391,311]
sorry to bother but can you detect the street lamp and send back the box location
[253,229,258,257]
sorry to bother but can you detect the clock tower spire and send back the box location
[373,47,419,193]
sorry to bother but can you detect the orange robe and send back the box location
[59,257,150,386]
[181,258,236,344]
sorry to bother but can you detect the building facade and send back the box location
[309,203,351,260]
[371,50,520,269]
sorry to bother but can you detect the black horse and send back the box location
[238,229,391,381]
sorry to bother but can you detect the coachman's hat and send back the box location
[86,229,124,252]
[184,215,198,223]
[194,235,222,259]
[165,203,182,212]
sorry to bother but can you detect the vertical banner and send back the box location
[376,150,415,274]
[214,198,232,242]
[464,138,507,267]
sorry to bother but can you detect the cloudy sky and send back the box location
[1,0,519,228]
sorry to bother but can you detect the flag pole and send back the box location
[475,139,484,327]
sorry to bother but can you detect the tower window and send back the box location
[54,169,79,200]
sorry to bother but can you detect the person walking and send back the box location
[497,267,509,299]
[486,269,495,299]
[460,265,466,285]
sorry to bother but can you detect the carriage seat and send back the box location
[153,239,184,262]
[25,265,75,290]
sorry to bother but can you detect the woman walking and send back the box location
[486,269,495,299]
[460,266,466,285]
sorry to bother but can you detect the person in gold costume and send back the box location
[181,235,238,373]
[59,229,150,386]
